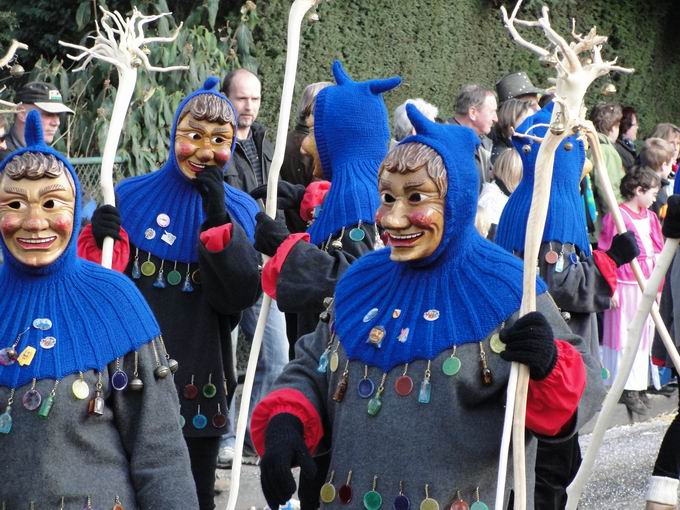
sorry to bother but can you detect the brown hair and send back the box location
[493,148,523,192]
[639,138,675,170]
[496,98,533,139]
[297,82,332,124]
[379,142,447,198]
[619,165,661,200]
[178,94,235,126]
[590,102,622,134]
[4,152,66,180]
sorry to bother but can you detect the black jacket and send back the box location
[614,138,637,171]
[225,122,274,194]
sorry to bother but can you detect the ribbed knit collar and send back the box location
[495,102,591,257]
[333,105,546,372]
[0,112,160,388]
[306,61,400,245]
[116,78,259,263]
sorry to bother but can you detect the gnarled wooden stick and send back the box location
[59,6,187,270]
[0,40,28,69]
[225,2,322,509]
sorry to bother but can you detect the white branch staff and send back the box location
[226,1,322,509]
[0,40,28,114]
[496,2,632,509]
[59,6,187,269]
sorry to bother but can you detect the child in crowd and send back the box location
[599,167,663,414]
[478,147,522,238]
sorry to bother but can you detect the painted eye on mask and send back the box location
[8,201,22,210]
[408,192,422,203]
[43,199,55,209]
[381,193,396,204]
[187,132,201,141]
[212,136,229,145]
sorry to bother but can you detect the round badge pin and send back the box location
[40,336,57,349]
[156,213,170,228]
[363,307,379,323]
[33,318,52,331]
[144,228,156,240]
[423,309,440,321]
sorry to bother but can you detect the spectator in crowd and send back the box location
[650,123,680,163]
[495,71,543,110]
[489,97,534,163]
[615,106,639,171]
[220,68,290,467]
[391,97,439,147]
[589,102,625,240]
[639,137,675,218]
[0,115,7,153]
[0,81,73,159]
[449,84,498,186]
[479,147,522,238]
[599,167,663,415]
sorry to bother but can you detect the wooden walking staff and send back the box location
[496,3,632,509]
[0,40,28,114]
[565,136,680,509]
[226,2,322,509]
[59,7,187,269]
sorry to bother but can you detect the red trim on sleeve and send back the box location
[652,355,667,367]
[262,233,310,299]
[592,249,618,296]
[250,388,324,457]
[76,224,130,273]
[199,223,233,252]
[525,340,586,437]
[300,180,331,222]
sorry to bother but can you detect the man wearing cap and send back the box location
[0,81,74,159]
[496,71,544,109]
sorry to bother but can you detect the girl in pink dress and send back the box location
[599,166,663,413]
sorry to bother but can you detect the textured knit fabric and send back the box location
[495,102,592,257]
[116,77,259,263]
[334,105,547,372]
[0,111,160,389]
[306,60,401,245]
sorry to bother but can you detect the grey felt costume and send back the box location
[270,293,603,509]
[0,341,198,509]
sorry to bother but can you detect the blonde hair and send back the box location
[492,148,523,192]
[297,81,332,123]
[639,137,675,170]
[475,204,491,238]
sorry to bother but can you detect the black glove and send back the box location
[193,166,228,227]
[255,212,290,257]
[260,413,317,510]
[499,311,557,380]
[663,195,680,238]
[91,204,122,249]
[606,231,640,267]
[250,181,306,211]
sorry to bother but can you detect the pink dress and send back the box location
[598,204,664,390]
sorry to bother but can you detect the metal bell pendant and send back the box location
[155,365,170,379]
[129,377,144,391]
[167,358,179,373]
[331,239,343,250]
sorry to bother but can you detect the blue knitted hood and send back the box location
[0,111,160,388]
[333,105,547,372]
[116,77,259,263]
[306,61,401,245]
[495,102,591,256]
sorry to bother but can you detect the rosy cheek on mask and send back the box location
[375,208,385,225]
[50,213,73,234]
[214,149,230,165]
[0,215,21,236]
[409,210,434,228]
[176,142,195,160]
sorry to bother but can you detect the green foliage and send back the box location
[252,0,680,138]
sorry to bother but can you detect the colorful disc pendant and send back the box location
[140,260,156,277]
[329,351,339,373]
[601,367,610,380]
[471,502,489,510]
[193,412,208,430]
[72,379,90,400]
[394,494,411,510]
[167,270,182,286]
[212,412,227,429]
[111,370,129,391]
[183,383,199,400]
[442,356,461,376]
[490,333,506,354]
[202,382,217,399]
[395,375,414,396]
[320,482,336,504]
[544,250,559,264]
[349,227,366,242]
[339,484,353,504]
[363,490,382,510]
[358,377,375,399]
[420,497,439,510]
[450,500,469,510]
[179,414,186,428]
[22,389,42,411]
[569,252,579,264]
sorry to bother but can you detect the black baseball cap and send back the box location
[16,81,74,114]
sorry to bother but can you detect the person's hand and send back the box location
[499,311,557,380]
[610,294,619,309]
[193,166,227,227]
[91,205,122,249]
[254,212,290,257]
[662,195,680,238]
[606,231,640,267]
[250,181,306,211]
[260,413,317,510]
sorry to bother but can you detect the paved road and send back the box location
[216,412,679,510]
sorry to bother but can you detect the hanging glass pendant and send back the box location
[38,394,55,419]
[417,378,431,404]
[317,348,330,373]
[555,253,565,273]
[332,369,349,402]
[0,405,13,434]
[88,390,105,416]
[153,265,167,289]
[182,270,194,293]
[132,254,141,280]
